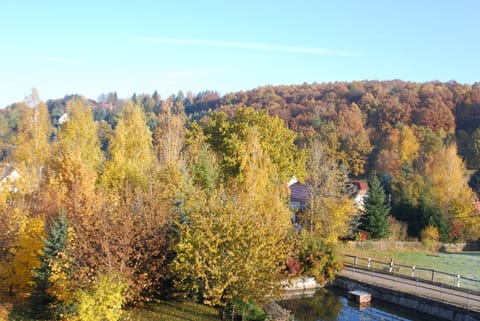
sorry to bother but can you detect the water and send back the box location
[280,287,439,321]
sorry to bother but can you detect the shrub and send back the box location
[388,217,407,241]
[297,233,342,284]
[224,299,266,321]
[76,273,128,321]
[421,225,440,250]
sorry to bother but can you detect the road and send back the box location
[339,265,480,311]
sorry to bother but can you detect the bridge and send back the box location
[338,255,480,315]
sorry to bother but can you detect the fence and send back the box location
[342,254,480,310]
[343,240,480,252]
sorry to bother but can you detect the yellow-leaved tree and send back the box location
[376,125,420,179]
[11,89,51,194]
[101,101,154,196]
[42,98,103,219]
[304,138,355,243]
[154,99,187,167]
[173,127,292,308]
[424,144,478,239]
[0,212,45,296]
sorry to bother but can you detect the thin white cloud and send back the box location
[133,37,354,57]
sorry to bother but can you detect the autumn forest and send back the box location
[1,80,480,320]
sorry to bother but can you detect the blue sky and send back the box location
[1,0,479,107]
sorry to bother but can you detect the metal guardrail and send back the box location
[342,254,480,310]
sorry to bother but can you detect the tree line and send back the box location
[0,91,341,320]
[0,80,479,320]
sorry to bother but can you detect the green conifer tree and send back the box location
[361,175,390,239]
[31,211,69,318]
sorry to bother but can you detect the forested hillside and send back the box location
[0,81,479,319]
[185,81,480,170]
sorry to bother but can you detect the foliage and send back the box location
[303,138,353,241]
[305,197,355,244]
[101,101,154,195]
[76,273,128,321]
[225,299,266,321]
[376,125,419,178]
[74,180,177,303]
[420,225,440,250]
[154,99,187,166]
[188,144,220,194]
[424,145,475,217]
[296,233,342,284]
[200,107,306,183]
[3,82,480,315]
[360,175,390,239]
[387,217,407,241]
[30,211,69,319]
[0,302,12,321]
[10,89,52,194]
[172,128,292,307]
[41,98,103,219]
[0,214,44,297]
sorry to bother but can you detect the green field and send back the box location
[340,247,480,280]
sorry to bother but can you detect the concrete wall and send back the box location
[333,276,480,321]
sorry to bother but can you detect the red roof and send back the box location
[350,181,368,191]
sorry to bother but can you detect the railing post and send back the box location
[354,256,358,267]
[467,289,470,309]
[411,266,415,278]
[456,275,460,288]
[431,270,435,282]
[368,257,371,268]
[441,280,444,301]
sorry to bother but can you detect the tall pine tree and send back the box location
[31,212,69,318]
[361,175,390,239]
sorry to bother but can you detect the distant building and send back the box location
[289,181,309,211]
[0,164,21,192]
[58,113,69,125]
[350,181,368,211]
[289,179,369,211]
[98,102,113,110]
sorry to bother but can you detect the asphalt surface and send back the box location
[340,265,480,311]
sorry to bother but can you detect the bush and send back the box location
[76,273,128,321]
[388,217,407,241]
[421,225,440,250]
[224,299,266,321]
[297,233,342,284]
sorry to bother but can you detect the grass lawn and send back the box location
[340,246,480,280]
[3,299,220,321]
[121,300,220,321]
